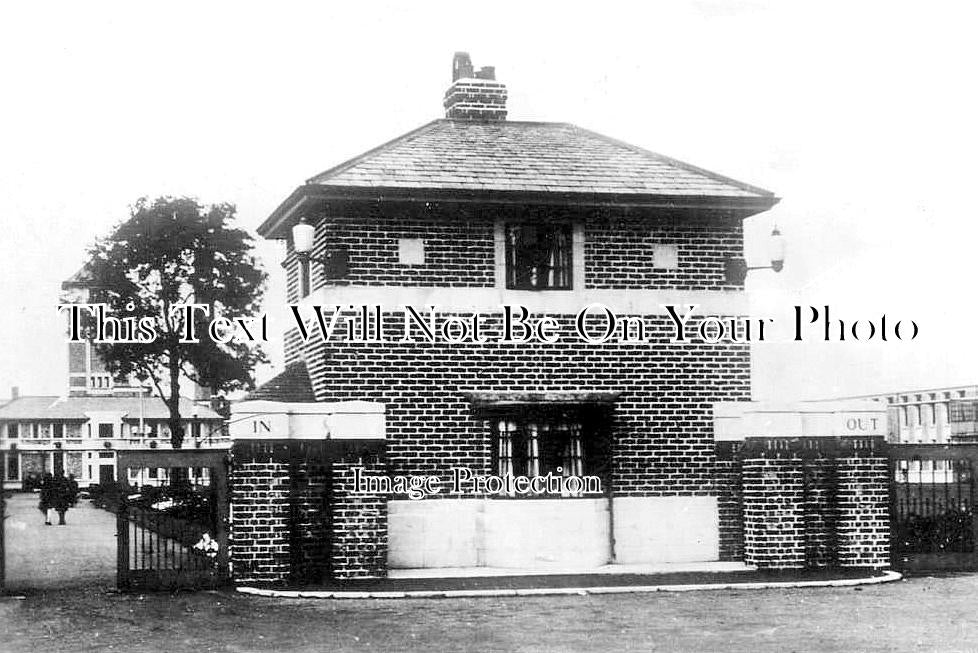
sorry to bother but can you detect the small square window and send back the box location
[652,244,679,270]
[398,238,425,265]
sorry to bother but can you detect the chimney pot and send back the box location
[452,52,474,82]
[444,53,507,121]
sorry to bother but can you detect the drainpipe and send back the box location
[607,416,617,564]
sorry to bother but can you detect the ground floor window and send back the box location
[490,406,610,495]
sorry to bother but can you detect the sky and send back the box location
[1,1,976,403]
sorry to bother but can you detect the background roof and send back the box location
[0,395,221,420]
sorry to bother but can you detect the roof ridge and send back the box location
[307,120,444,185]
[567,124,777,198]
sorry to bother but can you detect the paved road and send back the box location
[3,491,116,590]
[1,573,978,652]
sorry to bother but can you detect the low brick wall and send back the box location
[735,439,890,571]
[228,451,390,584]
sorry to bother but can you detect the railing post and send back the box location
[117,498,129,591]
[1,454,6,593]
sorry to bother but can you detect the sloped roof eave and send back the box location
[258,183,779,239]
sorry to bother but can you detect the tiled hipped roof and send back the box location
[307,120,774,199]
[244,362,316,403]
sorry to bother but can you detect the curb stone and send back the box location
[235,570,902,600]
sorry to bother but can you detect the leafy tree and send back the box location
[84,196,267,449]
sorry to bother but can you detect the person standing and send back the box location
[52,473,73,526]
[67,474,79,508]
[38,473,55,526]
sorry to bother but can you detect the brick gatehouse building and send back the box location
[227,53,890,583]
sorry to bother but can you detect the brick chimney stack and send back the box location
[444,52,507,121]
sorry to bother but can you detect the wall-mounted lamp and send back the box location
[291,216,349,279]
[724,226,786,285]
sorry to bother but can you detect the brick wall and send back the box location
[229,461,291,583]
[836,457,890,568]
[297,313,750,497]
[283,207,745,304]
[585,214,743,291]
[742,457,806,569]
[329,461,389,579]
[289,462,330,583]
[803,459,837,568]
[716,455,744,561]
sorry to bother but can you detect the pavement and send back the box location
[3,491,117,591]
[0,572,976,652]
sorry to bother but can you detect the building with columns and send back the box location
[838,385,978,444]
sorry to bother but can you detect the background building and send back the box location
[840,385,978,444]
[0,269,227,490]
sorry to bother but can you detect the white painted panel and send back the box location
[388,500,479,569]
[388,498,610,569]
[482,499,610,568]
[613,496,719,564]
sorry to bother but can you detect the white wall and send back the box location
[613,496,719,563]
[388,496,720,569]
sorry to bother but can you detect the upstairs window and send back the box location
[98,423,114,438]
[505,223,572,290]
[7,423,17,439]
[52,423,64,438]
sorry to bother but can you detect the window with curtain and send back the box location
[505,223,573,290]
[491,409,606,496]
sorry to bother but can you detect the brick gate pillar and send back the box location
[836,456,890,568]
[229,461,291,583]
[742,457,806,569]
[329,460,389,579]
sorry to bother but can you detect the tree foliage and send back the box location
[84,196,267,448]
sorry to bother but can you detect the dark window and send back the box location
[52,423,64,438]
[148,467,158,479]
[98,423,114,438]
[490,408,609,495]
[7,423,17,439]
[6,452,18,480]
[192,422,202,439]
[505,223,573,290]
